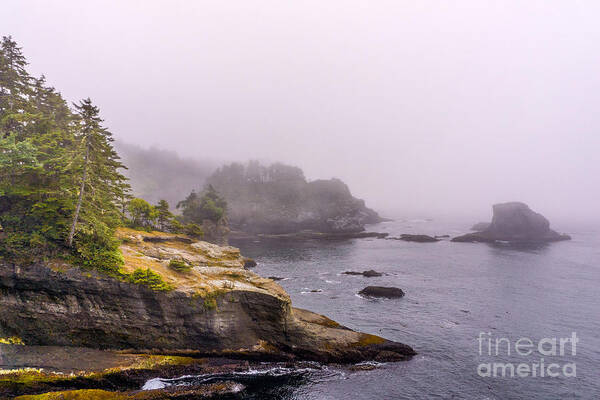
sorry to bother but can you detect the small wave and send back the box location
[301,289,323,294]
[142,365,323,391]
[355,361,385,368]
[142,378,167,390]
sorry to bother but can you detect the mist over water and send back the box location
[4,1,599,223]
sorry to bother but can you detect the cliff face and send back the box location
[0,229,414,363]
[207,162,383,234]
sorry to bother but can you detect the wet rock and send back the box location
[243,257,257,269]
[349,362,380,371]
[388,234,439,243]
[268,276,285,281]
[343,270,383,277]
[362,270,383,277]
[359,286,405,298]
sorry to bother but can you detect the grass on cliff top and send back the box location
[115,227,289,301]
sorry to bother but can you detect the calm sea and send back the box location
[155,217,600,399]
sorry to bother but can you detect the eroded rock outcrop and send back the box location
[0,229,415,365]
[453,202,571,243]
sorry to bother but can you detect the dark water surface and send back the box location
[176,218,600,399]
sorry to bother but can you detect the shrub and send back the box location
[128,268,172,291]
[168,259,191,272]
[0,232,32,261]
[73,231,124,275]
[183,223,204,238]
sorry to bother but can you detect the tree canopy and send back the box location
[0,36,130,269]
[177,185,227,224]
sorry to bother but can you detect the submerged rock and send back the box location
[343,270,383,277]
[359,286,405,298]
[388,234,439,243]
[453,202,571,243]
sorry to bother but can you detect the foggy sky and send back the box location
[4,1,600,224]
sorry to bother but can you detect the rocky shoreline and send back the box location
[0,228,415,398]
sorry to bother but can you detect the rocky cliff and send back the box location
[207,162,384,234]
[0,229,414,364]
[453,202,571,243]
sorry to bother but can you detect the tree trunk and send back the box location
[67,139,89,247]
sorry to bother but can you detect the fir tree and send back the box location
[67,98,130,247]
[155,199,174,231]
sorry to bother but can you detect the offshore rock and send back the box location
[453,202,571,243]
[359,286,405,299]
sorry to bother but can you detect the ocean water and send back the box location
[161,218,600,399]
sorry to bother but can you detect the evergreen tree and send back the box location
[0,36,31,134]
[155,199,174,231]
[0,37,130,269]
[67,98,130,248]
[176,185,227,224]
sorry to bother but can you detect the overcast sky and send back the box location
[4,1,599,223]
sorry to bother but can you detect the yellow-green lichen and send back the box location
[0,336,25,345]
[353,333,386,347]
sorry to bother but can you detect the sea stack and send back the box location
[452,202,571,243]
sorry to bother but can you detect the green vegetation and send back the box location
[127,268,172,291]
[177,185,227,224]
[0,37,194,276]
[0,36,129,270]
[182,222,204,238]
[168,259,191,272]
[2,355,200,399]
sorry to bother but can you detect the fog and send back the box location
[4,1,599,224]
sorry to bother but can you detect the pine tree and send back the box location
[155,200,174,231]
[67,98,130,247]
[0,37,130,269]
[0,36,32,135]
